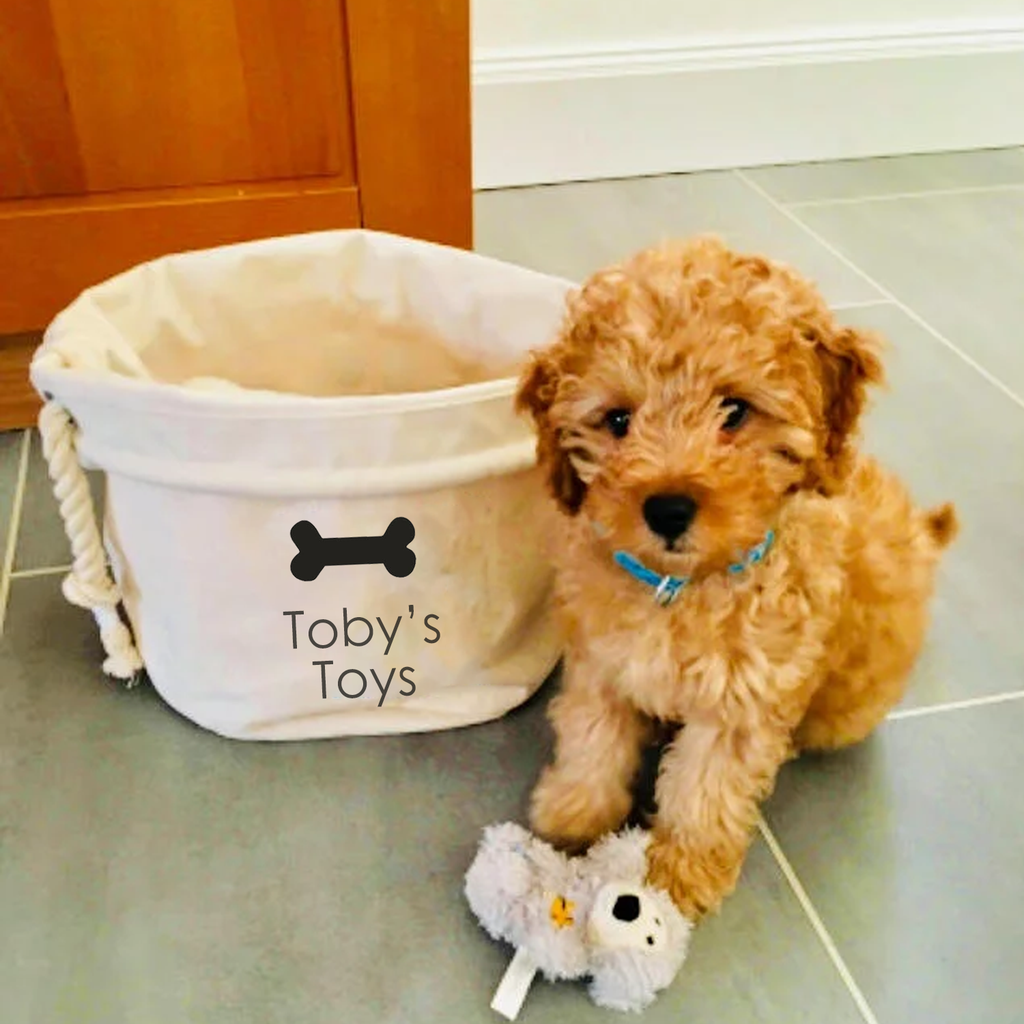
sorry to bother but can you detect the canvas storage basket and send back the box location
[30,230,572,740]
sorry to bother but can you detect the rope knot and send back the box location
[62,572,120,610]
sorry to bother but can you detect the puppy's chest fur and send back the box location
[557,500,850,724]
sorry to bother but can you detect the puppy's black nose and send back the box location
[643,493,698,544]
[612,894,641,922]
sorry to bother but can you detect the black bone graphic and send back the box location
[290,517,416,581]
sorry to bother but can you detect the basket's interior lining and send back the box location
[139,302,523,398]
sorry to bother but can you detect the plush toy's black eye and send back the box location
[603,407,632,438]
[612,894,641,922]
[646,935,655,946]
[721,397,751,431]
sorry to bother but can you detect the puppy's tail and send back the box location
[923,501,959,549]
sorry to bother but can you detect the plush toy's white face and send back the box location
[587,882,670,953]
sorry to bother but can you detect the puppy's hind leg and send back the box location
[530,650,650,851]
[796,500,959,753]
[795,667,906,753]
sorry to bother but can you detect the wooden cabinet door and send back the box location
[2,0,356,199]
[0,0,471,427]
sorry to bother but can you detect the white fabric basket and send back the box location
[30,230,572,740]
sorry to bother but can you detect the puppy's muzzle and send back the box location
[643,493,698,545]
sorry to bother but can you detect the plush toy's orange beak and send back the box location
[549,895,575,929]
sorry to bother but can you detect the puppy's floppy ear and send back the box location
[811,325,885,489]
[515,349,586,515]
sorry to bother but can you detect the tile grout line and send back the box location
[756,815,881,1024]
[830,299,895,312]
[9,563,73,580]
[887,689,1024,721]
[786,181,1024,209]
[0,430,32,637]
[732,169,1024,416]
[737,164,1015,1024]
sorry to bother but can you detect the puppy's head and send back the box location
[516,237,883,577]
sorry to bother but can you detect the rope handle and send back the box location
[36,393,143,684]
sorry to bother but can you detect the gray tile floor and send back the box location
[3,148,1024,1023]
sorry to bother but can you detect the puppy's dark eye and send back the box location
[603,408,632,438]
[720,397,751,431]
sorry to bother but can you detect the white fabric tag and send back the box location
[490,947,538,1020]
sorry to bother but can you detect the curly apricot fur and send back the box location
[516,237,957,920]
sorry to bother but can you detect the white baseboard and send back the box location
[472,20,1024,189]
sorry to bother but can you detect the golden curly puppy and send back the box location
[516,236,957,920]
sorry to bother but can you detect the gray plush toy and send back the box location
[464,822,692,1018]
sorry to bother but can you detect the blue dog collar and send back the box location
[613,529,775,607]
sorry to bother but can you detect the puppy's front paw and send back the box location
[646,834,727,921]
[529,765,632,852]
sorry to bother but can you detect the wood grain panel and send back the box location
[0,333,42,431]
[0,179,361,334]
[345,0,472,248]
[233,0,356,181]
[0,0,85,199]
[47,0,354,193]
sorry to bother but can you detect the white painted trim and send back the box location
[473,20,1024,188]
[476,19,1024,82]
